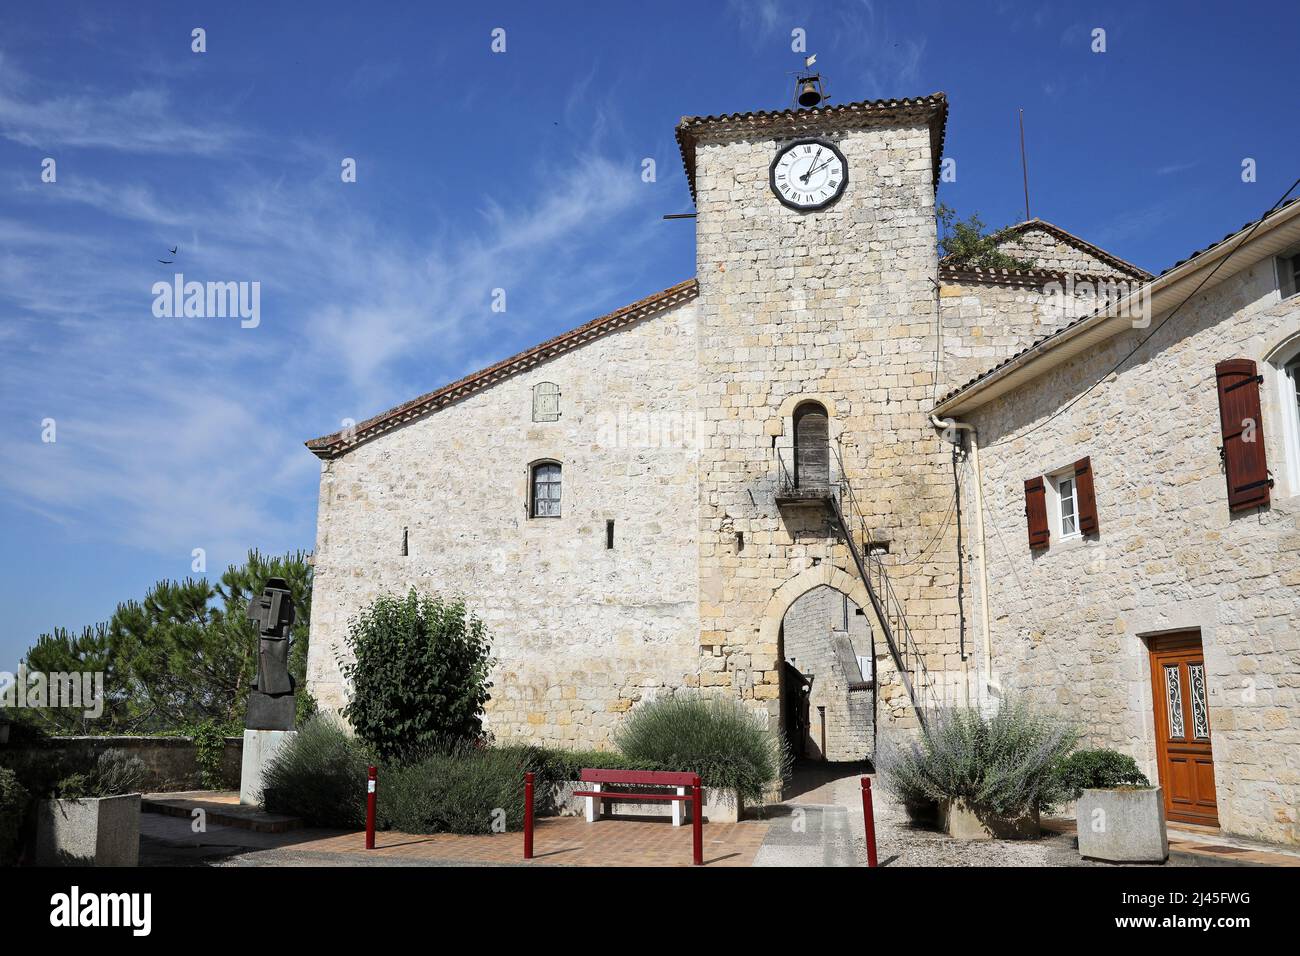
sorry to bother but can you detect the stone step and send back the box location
[141,791,303,834]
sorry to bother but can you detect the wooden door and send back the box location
[793,402,829,489]
[1149,632,1219,827]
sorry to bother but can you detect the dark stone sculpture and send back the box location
[245,577,297,731]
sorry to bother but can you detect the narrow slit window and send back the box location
[606,519,615,549]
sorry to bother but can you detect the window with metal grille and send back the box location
[532,382,561,422]
[530,462,562,517]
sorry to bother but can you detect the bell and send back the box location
[797,80,822,108]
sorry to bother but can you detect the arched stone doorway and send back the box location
[781,585,874,762]
[759,566,877,764]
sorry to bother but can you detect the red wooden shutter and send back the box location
[1024,476,1049,550]
[1074,457,1099,535]
[1215,359,1272,513]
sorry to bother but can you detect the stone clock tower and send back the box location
[675,94,960,732]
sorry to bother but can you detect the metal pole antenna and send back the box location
[1019,108,1031,221]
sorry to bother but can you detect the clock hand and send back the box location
[799,148,823,184]
[804,158,835,179]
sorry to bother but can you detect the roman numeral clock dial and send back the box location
[769,138,847,211]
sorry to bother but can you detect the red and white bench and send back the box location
[572,768,704,865]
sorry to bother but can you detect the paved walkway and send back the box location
[140,775,1300,867]
[141,807,769,867]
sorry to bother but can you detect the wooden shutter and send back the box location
[1074,457,1099,535]
[1215,359,1271,513]
[1024,476,1049,550]
[532,382,560,422]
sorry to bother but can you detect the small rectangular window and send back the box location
[606,519,615,549]
[1278,252,1300,298]
[1050,470,1080,539]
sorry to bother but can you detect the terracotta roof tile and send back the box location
[674,93,949,203]
[938,265,1145,289]
[305,278,699,460]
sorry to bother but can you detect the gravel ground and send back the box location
[754,768,1195,867]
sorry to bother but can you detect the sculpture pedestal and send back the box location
[240,729,295,806]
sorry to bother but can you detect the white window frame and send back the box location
[1273,342,1300,497]
[1046,465,1082,542]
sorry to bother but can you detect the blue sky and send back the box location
[1,0,1296,671]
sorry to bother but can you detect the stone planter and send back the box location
[1076,787,1168,863]
[902,798,941,828]
[37,793,141,866]
[553,780,743,823]
[941,798,1040,840]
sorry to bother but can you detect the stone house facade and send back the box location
[304,90,1300,845]
[933,201,1300,845]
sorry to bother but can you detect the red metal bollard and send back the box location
[365,765,377,850]
[860,776,878,868]
[691,775,703,866]
[523,771,535,860]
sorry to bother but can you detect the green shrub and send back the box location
[379,741,534,835]
[613,694,787,804]
[527,748,661,786]
[878,698,1078,816]
[54,750,146,799]
[1052,748,1149,798]
[190,719,233,790]
[0,766,29,865]
[261,714,371,827]
[341,590,494,761]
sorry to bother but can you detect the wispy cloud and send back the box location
[0,56,664,567]
[0,53,240,155]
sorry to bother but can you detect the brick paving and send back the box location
[300,816,768,866]
[143,810,769,867]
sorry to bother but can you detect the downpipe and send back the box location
[930,414,993,704]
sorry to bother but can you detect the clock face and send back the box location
[770,139,847,210]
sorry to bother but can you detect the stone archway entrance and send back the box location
[760,566,877,764]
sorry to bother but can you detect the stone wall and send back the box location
[939,279,1059,388]
[692,116,962,734]
[306,299,702,749]
[961,259,1300,844]
[997,225,1132,275]
[2,736,243,792]
[782,584,873,760]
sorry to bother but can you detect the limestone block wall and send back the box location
[962,261,1300,844]
[997,225,1133,276]
[306,300,702,749]
[939,279,1082,389]
[692,117,961,732]
[781,584,873,760]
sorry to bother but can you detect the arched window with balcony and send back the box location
[793,401,830,489]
